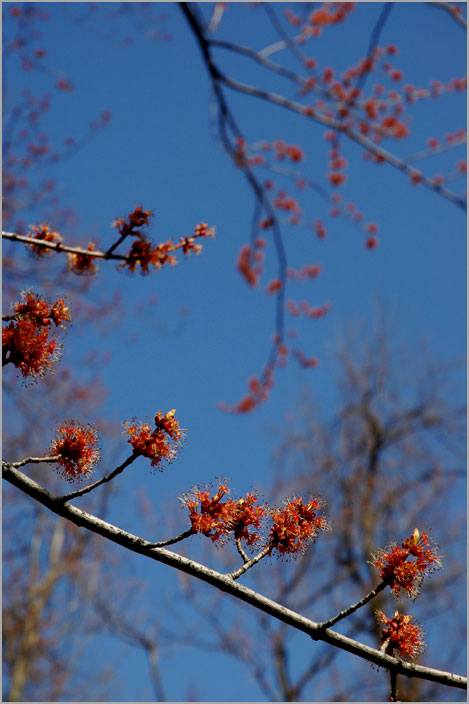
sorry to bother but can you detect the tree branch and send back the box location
[3,463,466,692]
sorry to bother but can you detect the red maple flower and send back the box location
[372,529,442,599]
[181,483,266,546]
[268,497,327,556]
[27,224,63,257]
[219,364,274,414]
[50,421,101,480]
[181,482,233,543]
[328,172,347,187]
[113,206,153,237]
[365,236,379,249]
[124,410,184,469]
[3,292,71,380]
[3,320,59,380]
[266,278,283,295]
[377,610,425,661]
[68,242,98,276]
[226,493,265,545]
[237,244,259,288]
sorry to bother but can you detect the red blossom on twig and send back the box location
[124,410,185,469]
[67,242,98,275]
[26,224,63,257]
[372,528,442,599]
[181,482,266,546]
[377,610,425,661]
[50,421,100,480]
[118,216,214,275]
[268,496,328,556]
[2,291,71,380]
[181,482,233,543]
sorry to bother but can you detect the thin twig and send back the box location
[235,537,250,563]
[427,1,467,29]
[147,528,194,548]
[57,451,139,502]
[229,545,271,580]
[318,580,388,630]
[2,231,126,260]
[390,667,399,701]
[4,455,61,469]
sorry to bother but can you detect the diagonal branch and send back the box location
[427,1,467,29]
[218,74,467,212]
[2,462,467,692]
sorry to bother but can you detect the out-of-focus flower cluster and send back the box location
[115,207,214,275]
[2,290,71,380]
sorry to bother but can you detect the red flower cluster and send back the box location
[26,224,63,257]
[49,421,100,480]
[237,242,264,288]
[112,205,153,237]
[309,2,355,27]
[327,146,348,188]
[268,497,327,555]
[118,212,214,275]
[292,348,319,368]
[3,291,71,380]
[265,278,283,295]
[365,236,379,249]
[286,299,332,319]
[372,529,442,599]
[314,219,327,239]
[181,482,265,545]
[295,264,322,280]
[273,191,302,214]
[124,410,184,469]
[272,140,305,163]
[219,363,275,414]
[377,610,425,661]
[68,242,98,276]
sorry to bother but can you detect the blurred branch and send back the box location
[427,2,467,29]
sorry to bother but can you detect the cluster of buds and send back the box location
[377,610,425,661]
[236,239,265,288]
[26,224,63,257]
[256,140,305,163]
[115,207,214,275]
[309,2,355,27]
[112,205,152,237]
[2,290,71,380]
[181,482,327,555]
[219,363,275,414]
[124,410,185,469]
[286,299,332,319]
[68,242,98,276]
[372,528,442,599]
[49,421,101,480]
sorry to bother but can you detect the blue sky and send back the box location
[3,3,467,701]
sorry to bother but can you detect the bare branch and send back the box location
[7,455,61,469]
[57,451,139,502]
[427,1,467,29]
[229,545,271,580]
[318,580,388,630]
